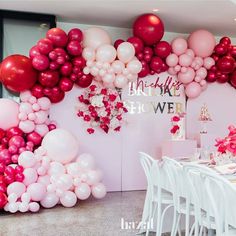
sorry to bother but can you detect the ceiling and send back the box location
[0,0,236,36]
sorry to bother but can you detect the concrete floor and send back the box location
[0,191,170,236]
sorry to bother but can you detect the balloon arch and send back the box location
[0,13,235,213]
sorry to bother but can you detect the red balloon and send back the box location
[56,56,66,65]
[31,84,44,98]
[138,60,150,78]
[214,44,228,55]
[0,55,38,93]
[37,38,53,55]
[137,52,144,60]
[0,192,7,209]
[143,54,152,63]
[15,172,24,182]
[206,71,217,82]
[60,62,73,76]
[0,129,5,141]
[49,50,58,61]
[27,132,42,146]
[217,56,235,73]
[73,56,86,68]
[39,70,59,88]
[220,37,231,46]
[230,71,236,88]
[49,87,65,103]
[127,37,144,54]
[229,45,236,59]
[32,54,50,71]
[59,78,74,92]
[48,123,57,131]
[67,41,82,56]
[6,127,23,139]
[29,46,41,59]
[54,48,67,57]
[0,183,6,193]
[50,61,60,70]
[154,41,171,58]
[76,73,93,88]
[68,28,83,42]
[9,136,25,148]
[133,14,164,46]
[217,73,229,83]
[211,53,219,62]
[43,87,52,97]
[150,57,163,73]
[0,150,11,165]
[114,39,125,49]
[46,28,68,47]
[143,47,154,56]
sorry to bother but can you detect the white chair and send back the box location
[139,152,173,236]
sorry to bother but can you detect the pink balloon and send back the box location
[83,27,112,50]
[77,153,95,170]
[185,82,202,98]
[57,174,73,191]
[18,151,36,168]
[86,170,102,185]
[40,193,59,208]
[111,60,125,74]
[188,30,216,57]
[178,54,193,67]
[34,111,48,124]
[19,120,35,133]
[8,202,19,213]
[19,202,29,212]
[91,183,106,199]
[196,67,207,79]
[48,162,66,176]
[23,168,38,186]
[185,49,195,58]
[37,97,51,110]
[82,47,96,61]
[166,54,178,67]
[42,129,79,164]
[177,67,195,84]
[127,60,142,74]
[75,183,91,200]
[171,38,188,56]
[117,42,135,63]
[60,191,77,207]
[96,44,117,63]
[7,182,26,198]
[27,183,46,201]
[35,124,49,137]
[19,102,33,114]
[194,57,204,67]
[168,67,177,75]
[203,57,215,69]
[200,79,207,86]
[20,91,32,102]
[37,175,51,186]
[114,74,128,88]
[102,73,115,84]
[174,65,181,72]
[29,202,40,212]
[0,99,19,130]
[194,76,202,83]
[66,162,81,177]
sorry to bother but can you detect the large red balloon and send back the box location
[76,74,93,88]
[133,14,164,46]
[217,56,235,74]
[0,55,38,93]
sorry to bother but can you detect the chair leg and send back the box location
[185,205,190,236]
[189,222,195,236]
[173,213,181,236]
[155,202,162,236]
[199,226,203,236]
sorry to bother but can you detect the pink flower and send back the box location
[87,128,95,134]
[109,94,117,102]
[170,125,180,134]
[77,111,83,117]
[114,126,121,132]
[89,85,97,91]
[101,88,107,95]
[172,116,180,122]
[116,102,123,109]
[84,115,91,122]
[78,95,84,103]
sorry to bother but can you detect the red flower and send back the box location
[170,125,180,134]
[87,128,95,134]
[109,94,117,102]
[103,101,109,107]
[78,95,84,103]
[123,107,128,113]
[101,88,107,95]
[114,126,121,132]
[218,145,227,153]
[89,85,97,91]
[116,102,123,109]
[172,116,180,122]
[100,124,109,133]
[101,116,110,124]
[90,111,98,118]
[84,115,91,122]
[88,105,95,112]
[116,115,122,121]
[77,111,84,117]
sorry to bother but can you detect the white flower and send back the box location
[90,95,104,107]
[110,117,119,129]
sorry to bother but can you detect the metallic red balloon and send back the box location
[206,71,217,82]
[0,129,5,141]
[214,44,228,55]
[60,62,73,76]
[31,84,44,98]
[59,78,74,92]
[0,192,7,209]
[229,45,236,59]
[27,132,42,146]
[114,39,124,49]
[29,46,41,59]
[68,28,83,42]
[37,38,53,55]
[138,60,150,78]
[230,71,236,88]
[217,56,235,73]
[46,28,68,47]
[133,14,164,45]
[0,55,38,93]
[73,56,86,68]
[9,136,25,148]
[32,54,50,71]
[150,56,164,73]
[154,41,171,58]
[220,37,231,46]
[127,37,144,54]
[6,127,23,139]
[217,73,229,83]
[67,40,82,56]
[39,70,59,88]
[76,73,93,88]
[49,87,65,103]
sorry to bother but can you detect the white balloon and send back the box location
[112,60,125,74]
[82,47,96,61]
[60,191,77,208]
[96,44,116,63]
[117,42,135,63]
[127,60,142,74]
[102,73,115,84]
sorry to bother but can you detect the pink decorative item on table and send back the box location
[198,103,212,134]
[170,112,186,140]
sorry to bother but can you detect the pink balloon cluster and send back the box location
[82,28,142,89]
[4,130,106,213]
[166,35,215,98]
[18,91,56,138]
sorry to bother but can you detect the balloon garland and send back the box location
[0,13,235,212]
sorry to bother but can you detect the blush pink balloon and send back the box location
[117,42,135,63]
[40,193,59,208]
[203,57,215,69]
[60,191,77,207]
[96,44,117,63]
[82,47,96,61]
[177,67,195,84]
[111,60,125,74]
[57,174,73,191]
[114,74,128,88]
[20,91,32,102]
[7,182,26,198]
[188,30,216,57]
[19,102,33,114]
[29,202,40,212]
[168,67,177,75]
[0,99,19,130]
[86,170,102,185]
[77,153,95,170]
[185,49,195,58]
[185,82,202,98]
[66,162,81,177]
[34,111,48,124]
[178,54,193,67]
[27,183,46,201]
[37,97,51,110]
[127,60,142,74]
[48,162,66,176]
[91,183,106,199]
[171,38,188,56]
[18,202,29,212]
[196,67,207,79]
[18,151,36,168]
[35,124,49,137]
[75,183,91,200]
[19,120,35,133]
[102,73,115,84]
[166,54,178,67]
[23,168,38,186]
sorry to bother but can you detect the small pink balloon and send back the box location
[86,170,102,185]
[35,124,49,137]
[8,202,19,213]
[180,67,188,73]
[18,151,36,168]
[179,54,193,67]
[77,153,95,170]
[37,97,51,110]
[28,96,37,105]
[91,183,106,199]
[32,103,40,112]
[174,65,181,72]
[185,49,195,58]
[37,175,51,186]
[48,162,66,176]
[60,191,77,207]
[166,54,179,67]
[96,44,117,63]
[29,202,40,212]
[171,38,188,56]
[102,73,115,84]
[168,67,177,75]
[56,174,73,191]
[194,57,204,67]
[19,120,35,133]
[23,168,38,186]
[200,79,207,86]
[194,76,202,82]
[19,202,29,212]
[185,82,202,98]
[18,112,27,121]
[19,102,33,114]
[40,193,59,208]
[20,91,32,102]
[66,162,81,177]
[75,183,91,200]
[117,42,135,63]
[27,183,46,201]
[114,74,128,88]
[7,182,26,198]
[177,67,195,84]
[28,113,36,121]
[201,83,208,91]
[37,166,47,176]
[111,60,125,74]
[34,111,48,124]
[196,67,207,79]
[203,57,215,69]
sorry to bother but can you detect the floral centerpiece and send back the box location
[198,103,212,134]
[170,112,186,140]
[77,85,128,134]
